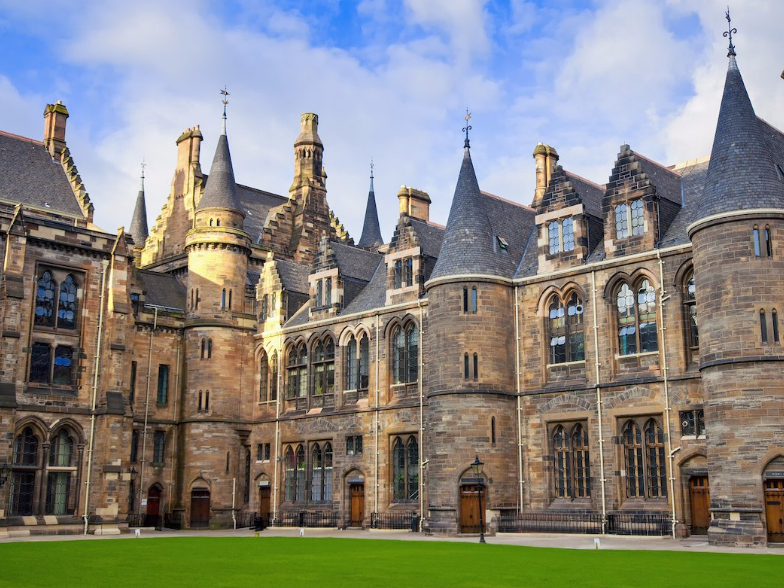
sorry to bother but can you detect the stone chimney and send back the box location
[175,126,203,173]
[532,143,559,208]
[43,101,69,158]
[397,185,431,222]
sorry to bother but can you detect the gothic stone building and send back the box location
[2,48,784,547]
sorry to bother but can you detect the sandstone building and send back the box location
[1,42,784,547]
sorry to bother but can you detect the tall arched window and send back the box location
[295,445,306,502]
[623,421,644,498]
[284,446,295,501]
[616,280,657,355]
[471,287,478,313]
[311,444,323,502]
[208,339,212,359]
[552,425,571,498]
[359,334,369,391]
[393,326,406,384]
[548,292,584,364]
[46,429,74,514]
[645,419,666,498]
[312,338,335,402]
[228,289,232,309]
[406,325,419,383]
[221,289,226,309]
[622,418,667,499]
[287,344,307,399]
[760,309,768,343]
[201,339,206,360]
[325,278,332,306]
[35,271,56,327]
[270,353,278,401]
[57,274,77,330]
[259,352,269,402]
[316,280,323,307]
[404,258,413,287]
[753,225,761,257]
[572,424,590,498]
[346,336,358,390]
[684,271,698,352]
[323,442,333,501]
[392,435,419,502]
[10,427,39,515]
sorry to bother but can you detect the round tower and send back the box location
[688,49,784,546]
[423,137,518,535]
[180,104,254,528]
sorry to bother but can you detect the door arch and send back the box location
[763,457,784,543]
[145,484,162,527]
[688,476,710,535]
[460,483,485,534]
[190,487,211,529]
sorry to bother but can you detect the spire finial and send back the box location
[369,158,375,192]
[220,86,230,135]
[462,108,472,149]
[724,7,737,57]
[140,159,146,191]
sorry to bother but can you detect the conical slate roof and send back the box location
[693,55,784,221]
[198,124,244,215]
[430,147,499,280]
[129,174,148,243]
[357,174,383,248]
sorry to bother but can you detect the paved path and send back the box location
[1,526,782,555]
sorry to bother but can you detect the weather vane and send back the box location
[370,157,374,179]
[724,7,737,57]
[140,159,146,179]
[220,86,230,115]
[462,108,472,148]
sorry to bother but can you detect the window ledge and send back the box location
[615,351,658,360]
[546,360,586,369]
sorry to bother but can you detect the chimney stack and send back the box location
[532,143,559,208]
[397,185,431,222]
[43,101,69,158]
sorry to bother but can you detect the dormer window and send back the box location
[547,218,575,255]
[497,236,509,251]
[615,200,645,239]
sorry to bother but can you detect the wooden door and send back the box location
[190,489,211,529]
[350,484,364,527]
[258,487,271,529]
[764,479,784,543]
[147,485,161,516]
[460,485,485,534]
[689,476,710,535]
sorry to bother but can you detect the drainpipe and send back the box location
[374,312,380,516]
[657,250,677,539]
[418,300,425,530]
[514,284,524,511]
[591,270,608,534]
[137,307,158,512]
[232,477,237,529]
[82,259,109,535]
[168,331,182,512]
[272,330,282,523]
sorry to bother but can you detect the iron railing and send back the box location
[276,510,339,528]
[254,514,271,531]
[164,512,182,530]
[127,513,146,528]
[370,511,420,531]
[235,511,256,529]
[497,511,670,537]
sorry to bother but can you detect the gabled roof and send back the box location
[197,132,244,215]
[136,270,186,310]
[564,171,605,219]
[0,131,84,217]
[330,241,383,282]
[342,260,387,315]
[538,165,605,219]
[693,55,784,221]
[275,258,310,295]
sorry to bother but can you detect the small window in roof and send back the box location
[776,163,784,181]
[497,236,509,251]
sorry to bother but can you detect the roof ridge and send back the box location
[0,130,43,145]
[563,169,606,189]
[632,150,683,177]
[480,190,534,211]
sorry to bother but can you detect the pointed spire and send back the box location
[430,134,498,281]
[357,159,383,248]
[693,21,784,222]
[198,89,244,215]
[129,161,149,244]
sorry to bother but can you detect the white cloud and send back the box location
[404,0,490,64]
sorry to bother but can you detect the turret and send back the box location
[357,163,383,249]
[129,164,149,265]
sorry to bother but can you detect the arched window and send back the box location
[346,336,358,390]
[46,429,74,514]
[57,274,77,330]
[311,444,323,502]
[471,286,477,313]
[295,445,306,502]
[324,442,333,501]
[644,419,666,498]
[773,309,780,344]
[548,293,584,364]
[259,352,269,402]
[195,288,199,310]
[553,425,571,498]
[287,344,308,399]
[684,271,698,352]
[394,260,402,289]
[284,446,295,501]
[616,280,657,356]
[208,339,213,359]
[623,421,644,498]
[393,326,406,384]
[764,225,773,257]
[228,289,232,310]
[406,324,419,384]
[404,258,413,287]
[35,271,56,327]
[198,390,203,411]
[312,338,335,401]
[463,353,469,380]
[753,225,761,258]
[760,310,768,344]
[53,346,74,385]
[622,418,667,499]
[205,390,209,411]
[270,353,278,401]
[473,353,478,381]
[325,278,332,306]
[10,427,39,515]
[315,280,323,307]
[216,219,220,227]
[30,343,51,383]
[201,339,206,359]
[359,334,369,391]
[562,217,574,252]
[572,424,590,498]
[261,295,268,321]
[221,289,226,309]
[392,435,418,502]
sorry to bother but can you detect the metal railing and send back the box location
[497,511,670,537]
[235,511,256,529]
[254,514,271,531]
[127,514,146,528]
[276,510,339,528]
[370,511,420,531]
[498,511,602,534]
[163,512,182,530]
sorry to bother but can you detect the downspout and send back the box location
[272,330,282,524]
[591,270,607,534]
[417,301,424,530]
[82,259,109,534]
[23,274,38,386]
[168,331,182,511]
[514,284,524,511]
[374,312,380,516]
[232,477,237,529]
[657,250,677,539]
[138,307,158,512]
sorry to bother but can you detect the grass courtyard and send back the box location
[1,536,781,588]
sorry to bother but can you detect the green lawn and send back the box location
[0,537,780,588]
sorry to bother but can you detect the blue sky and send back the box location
[1,0,783,239]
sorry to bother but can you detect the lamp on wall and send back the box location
[470,455,486,544]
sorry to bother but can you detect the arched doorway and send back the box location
[145,484,162,527]
[688,476,710,535]
[345,472,365,528]
[190,487,211,529]
[763,457,784,543]
[460,484,485,534]
[257,485,271,529]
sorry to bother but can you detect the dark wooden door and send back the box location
[144,485,162,527]
[350,484,364,527]
[258,487,271,528]
[460,485,485,534]
[765,479,784,543]
[689,476,710,534]
[190,489,211,529]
